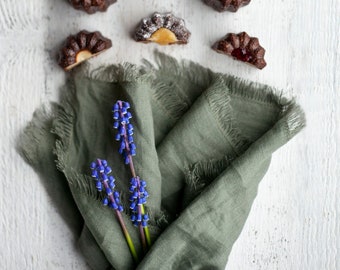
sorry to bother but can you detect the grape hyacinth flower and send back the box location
[112,100,152,251]
[129,177,149,228]
[112,101,136,166]
[90,159,139,263]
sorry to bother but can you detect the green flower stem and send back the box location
[141,204,152,247]
[138,204,147,252]
[115,210,139,263]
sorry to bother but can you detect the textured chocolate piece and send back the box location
[134,12,191,45]
[69,0,116,14]
[204,0,251,12]
[58,30,112,71]
[212,32,267,69]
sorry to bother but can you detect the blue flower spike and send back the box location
[129,177,149,228]
[112,101,137,165]
[90,159,124,212]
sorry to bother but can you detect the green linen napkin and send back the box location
[19,53,305,270]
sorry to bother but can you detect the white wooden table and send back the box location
[0,0,339,269]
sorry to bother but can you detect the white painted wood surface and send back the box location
[0,0,339,269]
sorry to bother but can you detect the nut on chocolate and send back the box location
[134,12,191,45]
[204,0,251,12]
[69,0,116,14]
[58,30,112,71]
[212,32,267,69]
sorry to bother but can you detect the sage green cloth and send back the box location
[19,53,305,270]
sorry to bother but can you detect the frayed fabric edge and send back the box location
[204,76,251,156]
[279,101,306,139]
[144,52,216,122]
[17,104,57,167]
[71,61,154,85]
[185,157,233,192]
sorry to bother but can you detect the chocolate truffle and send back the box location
[58,30,112,71]
[134,12,191,45]
[69,0,116,14]
[212,32,267,69]
[204,0,251,12]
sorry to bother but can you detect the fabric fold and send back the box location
[19,53,305,270]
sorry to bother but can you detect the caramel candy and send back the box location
[204,0,251,12]
[58,30,112,71]
[212,32,267,69]
[69,0,116,14]
[134,12,191,45]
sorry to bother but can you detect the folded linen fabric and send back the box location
[19,53,305,270]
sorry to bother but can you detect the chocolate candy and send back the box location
[212,32,267,69]
[58,30,112,71]
[134,12,191,45]
[204,0,251,12]
[69,0,116,14]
